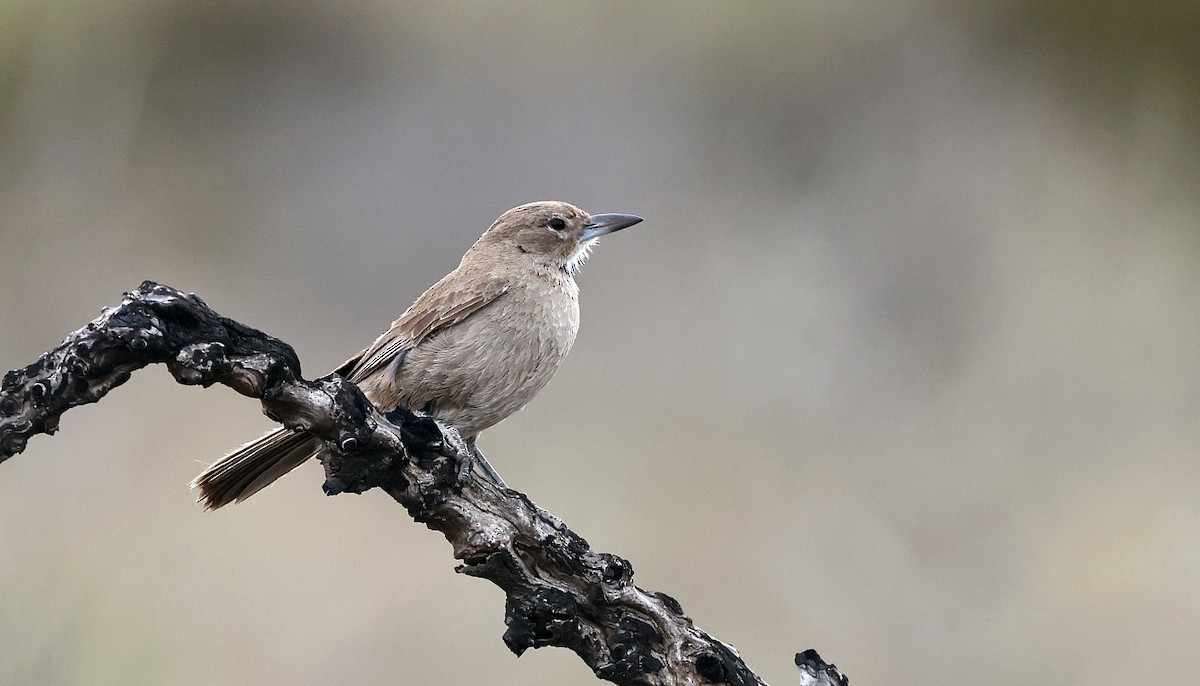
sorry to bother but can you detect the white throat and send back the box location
[563,238,598,275]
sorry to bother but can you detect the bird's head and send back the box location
[477,201,643,275]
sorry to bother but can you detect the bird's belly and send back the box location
[388,292,579,439]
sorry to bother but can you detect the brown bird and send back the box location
[192,201,643,508]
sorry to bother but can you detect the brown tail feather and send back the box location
[191,428,319,509]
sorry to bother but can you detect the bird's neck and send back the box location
[464,244,576,286]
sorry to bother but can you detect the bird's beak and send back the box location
[581,213,643,241]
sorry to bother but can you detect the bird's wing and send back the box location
[334,272,510,383]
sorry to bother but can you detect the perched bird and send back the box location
[192,201,642,509]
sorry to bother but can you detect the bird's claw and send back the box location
[452,446,473,487]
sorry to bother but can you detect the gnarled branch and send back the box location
[1,281,847,686]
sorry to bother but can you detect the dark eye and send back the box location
[548,217,567,231]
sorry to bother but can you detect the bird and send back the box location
[191,201,643,509]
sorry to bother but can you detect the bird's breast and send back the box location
[387,277,580,438]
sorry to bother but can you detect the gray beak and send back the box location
[581,213,643,241]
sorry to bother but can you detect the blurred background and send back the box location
[2,1,1199,684]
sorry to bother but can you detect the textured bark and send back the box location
[1,281,845,686]
[795,650,850,686]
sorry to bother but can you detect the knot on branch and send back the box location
[795,650,850,686]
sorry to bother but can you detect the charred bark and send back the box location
[1,281,846,686]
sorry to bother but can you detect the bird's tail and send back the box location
[191,427,319,509]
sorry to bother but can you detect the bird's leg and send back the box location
[472,446,508,489]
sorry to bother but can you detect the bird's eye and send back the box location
[548,217,567,231]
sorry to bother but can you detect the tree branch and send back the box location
[1,281,846,686]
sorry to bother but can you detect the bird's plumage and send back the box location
[191,201,641,508]
[337,273,511,384]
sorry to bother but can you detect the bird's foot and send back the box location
[449,444,473,487]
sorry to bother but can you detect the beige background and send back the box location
[2,2,1199,684]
